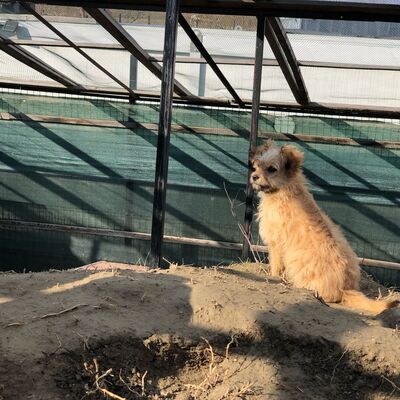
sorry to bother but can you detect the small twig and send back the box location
[313,292,330,307]
[141,370,148,397]
[5,322,24,328]
[185,338,219,397]
[47,333,63,356]
[223,181,238,218]
[382,375,400,394]
[75,331,91,351]
[118,370,140,396]
[202,337,215,375]
[225,334,238,359]
[237,381,255,396]
[224,182,263,263]
[97,385,125,400]
[92,358,126,400]
[37,304,89,319]
[238,222,261,263]
[330,349,349,384]
[96,368,113,385]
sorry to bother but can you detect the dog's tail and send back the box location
[341,290,398,314]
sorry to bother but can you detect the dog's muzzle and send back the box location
[250,175,276,193]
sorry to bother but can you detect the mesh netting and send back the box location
[0,91,398,275]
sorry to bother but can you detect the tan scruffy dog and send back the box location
[250,140,398,314]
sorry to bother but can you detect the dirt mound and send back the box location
[0,263,399,399]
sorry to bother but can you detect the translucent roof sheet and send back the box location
[1,5,400,111]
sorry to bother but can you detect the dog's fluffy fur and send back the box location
[250,140,398,314]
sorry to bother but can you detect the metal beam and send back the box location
[23,0,400,22]
[267,17,309,105]
[0,36,79,88]
[83,7,192,98]
[149,0,181,268]
[178,13,244,107]
[241,16,265,261]
[19,2,139,101]
[8,39,400,73]
[264,19,307,105]
[2,81,400,120]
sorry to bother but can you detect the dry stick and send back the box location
[93,358,126,400]
[223,182,263,263]
[236,381,255,396]
[141,370,148,397]
[5,322,24,327]
[75,331,91,351]
[202,337,216,376]
[38,303,89,319]
[382,375,400,393]
[185,338,218,396]
[223,181,238,218]
[225,334,237,359]
[47,333,63,356]
[330,349,349,384]
[238,223,261,263]
[118,370,140,396]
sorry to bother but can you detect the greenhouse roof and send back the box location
[0,1,400,117]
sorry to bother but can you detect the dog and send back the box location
[250,140,398,314]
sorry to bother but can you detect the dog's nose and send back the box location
[252,175,259,182]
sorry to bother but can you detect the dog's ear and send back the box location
[250,139,274,161]
[281,144,304,177]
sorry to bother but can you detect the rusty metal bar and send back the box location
[266,17,309,104]
[178,13,245,107]
[0,36,79,88]
[149,0,181,267]
[264,19,306,104]
[19,2,139,101]
[22,1,400,22]
[83,7,192,98]
[242,16,265,261]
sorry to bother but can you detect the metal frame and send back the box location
[7,39,400,73]
[266,17,309,105]
[264,19,309,105]
[19,2,139,101]
[0,36,80,88]
[149,0,181,267]
[1,0,400,268]
[23,1,400,22]
[241,16,265,261]
[83,7,192,98]
[178,13,244,107]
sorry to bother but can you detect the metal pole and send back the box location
[129,54,138,103]
[149,0,180,268]
[198,63,206,96]
[241,16,265,260]
[129,55,138,90]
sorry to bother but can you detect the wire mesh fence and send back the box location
[0,90,398,274]
[0,4,399,280]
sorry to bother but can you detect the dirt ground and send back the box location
[0,262,399,400]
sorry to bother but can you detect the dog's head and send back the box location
[249,140,304,193]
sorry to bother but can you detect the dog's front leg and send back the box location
[268,243,285,277]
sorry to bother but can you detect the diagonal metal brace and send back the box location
[84,7,192,98]
[19,2,139,100]
[179,13,244,107]
[0,35,80,88]
[266,17,309,105]
[264,17,309,105]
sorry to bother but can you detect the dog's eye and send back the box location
[267,166,277,173]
